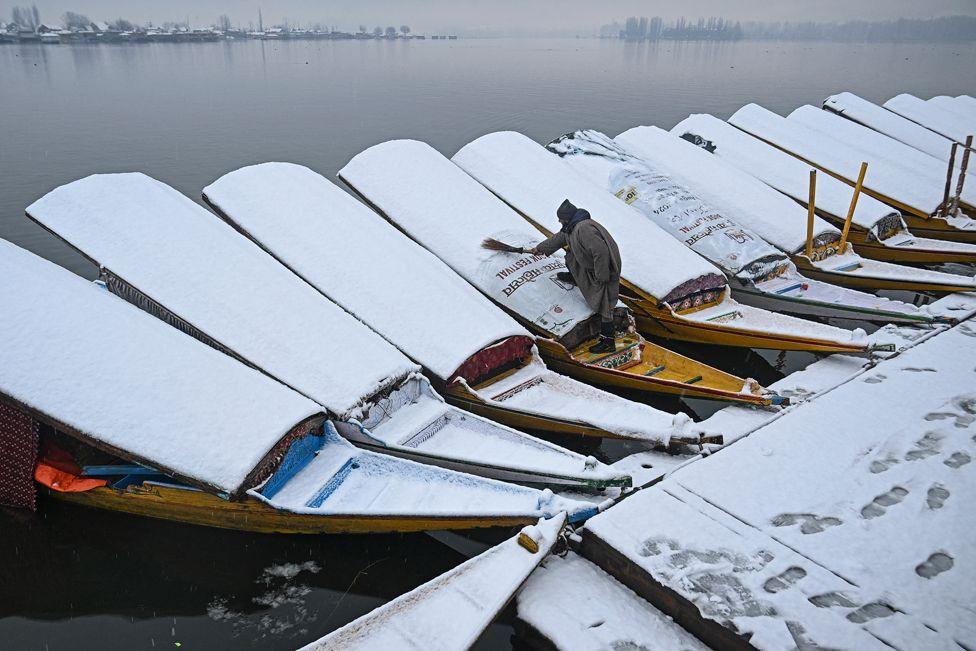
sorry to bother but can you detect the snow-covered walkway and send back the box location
[546,297,976,650]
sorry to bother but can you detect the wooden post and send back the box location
[948,135,973,218]
[806,170,817,259]
[838,162,867,253]
[941,142,958,216]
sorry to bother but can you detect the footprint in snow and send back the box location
[905,431,943,461]
[763,566,806,594]
[863,374,886,384]
[808,591,858,609]
[770,513,842,534]
[944,451,971,469]
[902,367,936,373]
[926,485,949,509]
[860,486,908,519]
[916,552,953,579]
[869,457,899,474]
[846,601,897,623]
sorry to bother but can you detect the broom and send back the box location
[481,237,527,254]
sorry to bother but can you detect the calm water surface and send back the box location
[1,37,973,649]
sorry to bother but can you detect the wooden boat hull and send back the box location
[792,255,976,294]
[45,483,536,534]
[731,285,935,324]
[442,388,612,439]
[622,296,867,354]
[825,221,976,264]
[534,336,781,406]
[902,214,976,245]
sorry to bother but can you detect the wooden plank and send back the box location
[579,528,756,651]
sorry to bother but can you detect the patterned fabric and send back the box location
[448,335,535,386]
[0,401,39,511]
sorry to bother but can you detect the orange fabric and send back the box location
[34,461,107,493]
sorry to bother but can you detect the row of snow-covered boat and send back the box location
[2,90,974,541]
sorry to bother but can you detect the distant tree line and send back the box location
[600,14,976,42]
[740,16,976,42]
[603,16,743,41]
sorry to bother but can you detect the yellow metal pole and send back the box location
[806,170,816,259]
[839,162,867,253]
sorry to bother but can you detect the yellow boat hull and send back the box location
[836,225,976,265]
[902,214,976,245]
[534,335,778,406]
[792,254,976,294]
[45,483,534,534]
[621,294,867,354]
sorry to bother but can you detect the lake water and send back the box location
[1,37,973,650]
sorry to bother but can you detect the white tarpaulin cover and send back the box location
[339,139,595,339]
[203,162,527,381]
[0,238,321,497]
[27,173,419,421]
[452,130,723,301]
[885,93,975,144]
[617,125,838,254]
[730,103,950,216]
[548,129,785,279]
[671,113,901,232]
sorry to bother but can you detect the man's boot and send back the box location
[556,271,576,286]
[588,321,616,354]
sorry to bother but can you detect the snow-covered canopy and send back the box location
[616,125,838,254]
[549,129,783,278]
[824,92,964,168]
[671,113,902,232]
[0,238,321,497]
[453,131,722,301]
[730,103,947,216]
[885,93,975,144]
[787,105,975,208]
[26,173,418,420]
[203,162,529,381]
[339,139,596,340]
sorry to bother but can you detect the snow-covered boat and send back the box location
[730,102,976,243]
[0,238,593,533]
[452,131,881,353]
[302,514,565,649]
[929,94,976,123]
[886,92,976,146]
[25,174,629,491]
[618,122,976,297]
[671,112,976,270]
[824,92,976,188]
[339,139,785,406]
[203,162,701,449]
[549,129,938,325]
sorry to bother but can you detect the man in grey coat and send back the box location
[533,199,622,354]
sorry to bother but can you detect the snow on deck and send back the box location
[26,173,418,420]
[203,162,527,381]
[930,95,976,122]
[885,93,976,145]
[787,105,976,209]
[302,514,565,650]
[339,139,596,339]
[670,113,901,231]
[584,313,976,649]
[0,238,321,497]
[729,103,950,216]
[616,125,837,254]
[517,552,710,651]
[824,92,968,170]
[453,130,720,300]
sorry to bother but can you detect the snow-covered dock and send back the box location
[574,306,976,650]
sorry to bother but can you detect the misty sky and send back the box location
[4,0,976,32]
